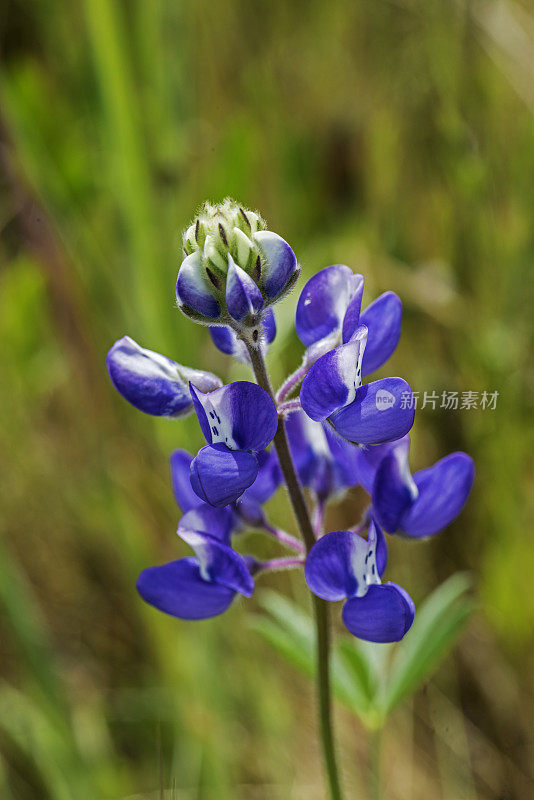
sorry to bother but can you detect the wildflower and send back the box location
[305,518,415,642]
[176,199,299,326]
[137,527,254,620]
[356,436,475,537]
[371,438,474,537]
[300,322,415,445]
[106,336,221,417]
[295,264,402,371]
[188,381,279,507]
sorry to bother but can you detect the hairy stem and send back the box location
[313,496,326,537]
[245,340,344,800]
[277,398,302,417]
[261,522,305,553]
[255,556,305,574]
[275,360,310,402]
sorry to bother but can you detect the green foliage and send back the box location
[252,575,474,729]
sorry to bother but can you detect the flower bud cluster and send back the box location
[182,199,265,276]
[176,199,299,328]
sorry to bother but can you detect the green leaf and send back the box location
[249,616,315,677]
[337,637,380,702]
[252,591,373,720]
[256,589,315,642]
[381,573,475,715]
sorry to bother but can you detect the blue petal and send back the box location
[286,411,359,498]
[190,381,278,451]
[341,277,366,343]
[330,378,415,444]
[176,251,221,320]
[285,410,317,481]
[262,308,277,344]
[304,531,368,601]
[190,444,258,507]
[209,326,235,356]
[106,336,221,417]
[137,558,236,619]
[295,265,363,347]
[209,309,277,361]
[177,505,236,545]
[254,231,298,299]
[324,425,360,494]
[400,452,475,538]
[234,495,265,527]
[374,519,388,577]
[372,439,418,533]
[360,292,402,376]
[226,255,263,322]
[170,449,200,512]
[300,326,367,422]
[177,529,254,596]
[342,583,415,642]
[355,436,410,494]
[245,449,282,504]
[234,450,282,526]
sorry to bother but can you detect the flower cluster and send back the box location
[107,201,474,644]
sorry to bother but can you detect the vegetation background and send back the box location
[1,0,533,797]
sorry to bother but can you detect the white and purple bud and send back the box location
[176,198,300,328]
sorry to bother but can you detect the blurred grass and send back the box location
[0,0,533,797]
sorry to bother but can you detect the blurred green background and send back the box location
[1,0,533,797]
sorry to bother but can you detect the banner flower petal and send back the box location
[190,381,278,452]
[296,265,364,347]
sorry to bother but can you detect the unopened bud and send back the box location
[176,198,300,326]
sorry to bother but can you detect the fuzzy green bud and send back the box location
[176,198,299,326]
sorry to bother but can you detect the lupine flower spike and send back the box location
[107,199,474,800]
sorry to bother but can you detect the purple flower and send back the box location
[363,437,475,537]
[137,527,254,621]
[300,323,415,445]
[305,518,414,642]
[189,381,279,507]
[295,264,402,374]
[106,336,221,417]
[285,410,359,501]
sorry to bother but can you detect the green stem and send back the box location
[245,340,344,800]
